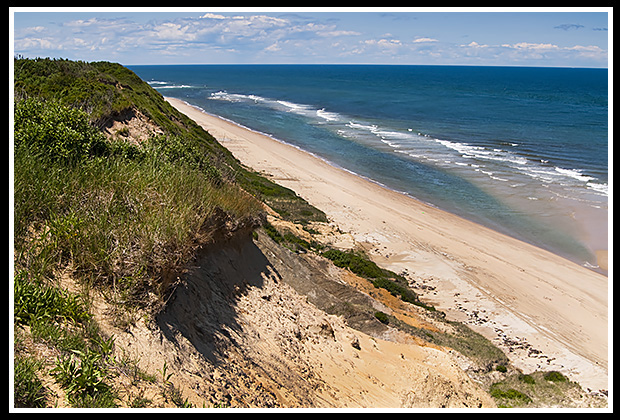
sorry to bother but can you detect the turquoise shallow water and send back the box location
[130,65,609,269]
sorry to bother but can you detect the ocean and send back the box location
[130,65,609,270]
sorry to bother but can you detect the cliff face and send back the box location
[98,221,496,408]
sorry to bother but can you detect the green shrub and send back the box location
[263,221,285,244]
[370,277,419,305]
[14,98,109,165]
[519,374,536,384]
[374,311,390,325]
[543,371,567,382]
[322,249,386,279]
[490,387,532,404]
[14,272,91,327]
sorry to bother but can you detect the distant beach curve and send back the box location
[166,97,609,392]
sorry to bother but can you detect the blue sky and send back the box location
[11,8,611,67]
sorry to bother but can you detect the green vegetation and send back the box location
[495,364,508,373]
[487,370,604,408]
[374,311,390,325]
[241,170,327,225]
[489,385,532,406]
[12,57,311,408]
[519,374,536,385]
[543,371,568,383]
[50,347,117,408]
[14,272,119,407]
[12,56,330,408]
[322,248,433,310]
[14,97,260,311]
[394,313,509,368]
[15,57,215,143]
[262,220,324,253]
[13,355,47,408]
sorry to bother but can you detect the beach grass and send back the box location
[12,59,268,407]
[14,97,262,310]
[488,370,596,408]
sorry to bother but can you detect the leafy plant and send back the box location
[14,272,91,327]
[496,364,508,373]
[13,356,47,408]
[519,374,536,384]
[50,348,117,407]
[14,98,109,165]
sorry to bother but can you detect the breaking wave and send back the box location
[206,89,608,203]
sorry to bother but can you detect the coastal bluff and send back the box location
[13,59,607,409]
[101,222,496,408]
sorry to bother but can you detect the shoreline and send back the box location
[166,97,609,392]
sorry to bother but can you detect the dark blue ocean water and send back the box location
[130,65,609,268]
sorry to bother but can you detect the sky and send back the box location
[11,8,611,68]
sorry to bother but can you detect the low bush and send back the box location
[544,371,567,383]
[490,387,532,405]
[519,374,536,384]
[374,311,390,325]
[14,98,109,165]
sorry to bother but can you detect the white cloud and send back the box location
[365,38,402,47]
[21,25,46,34]
[264,42,282,52]
[200,13,226,20]
[462,41,489,48]
[152,22,195,41]
[12,12,609,67]
[454,40,608,67]
[413,37,438,43]
[63,18,98,27]
[566,44,604,52]
[15,37,56,51]
[508,42,559,51]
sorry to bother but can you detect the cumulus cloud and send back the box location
[412,37,438,43]
[200,13,226,20]
[462,41,489,48]
[12,12,609,67]
[507,42,559,50]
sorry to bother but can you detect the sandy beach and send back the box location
[166,97,609,393]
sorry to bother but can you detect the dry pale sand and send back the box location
[166,97,609,392]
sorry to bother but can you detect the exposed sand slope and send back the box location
[166,97,608,392]
[100,228,495,408]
